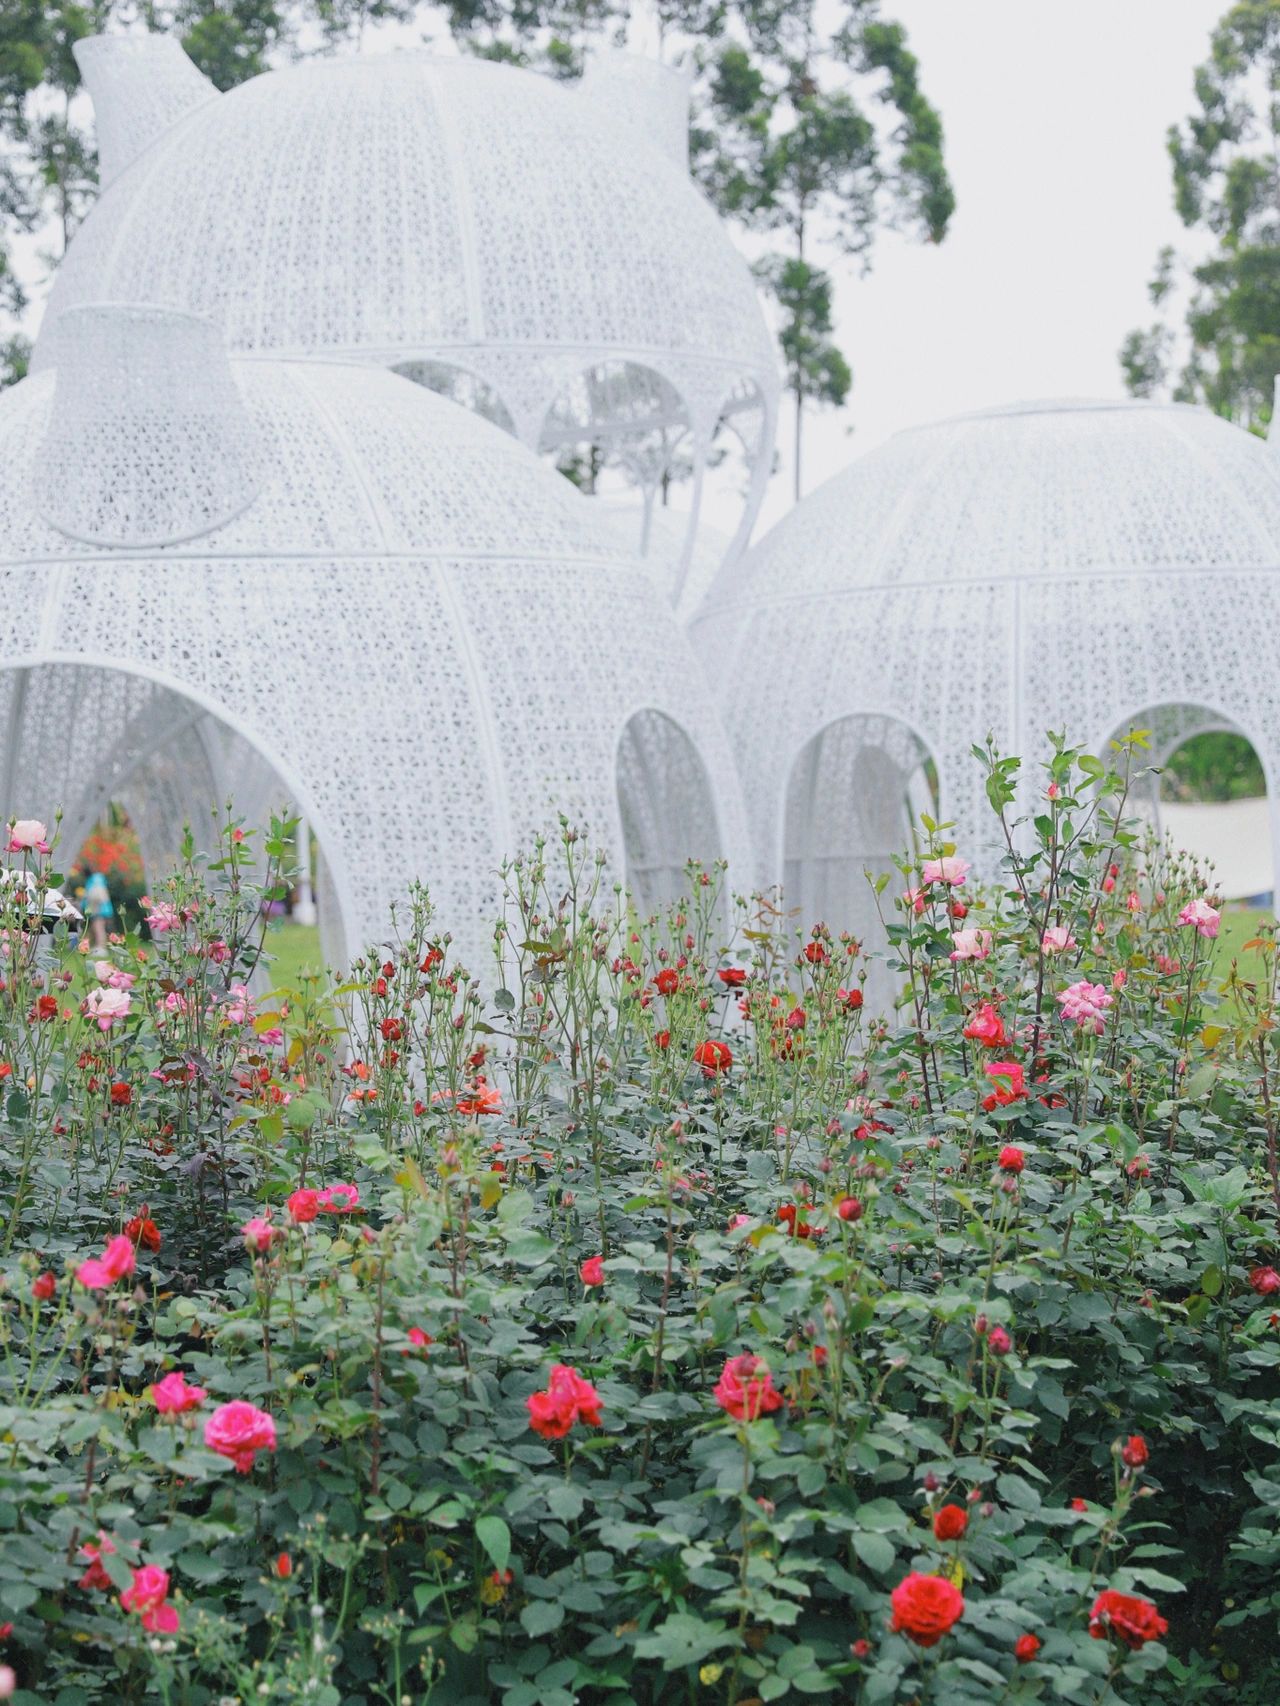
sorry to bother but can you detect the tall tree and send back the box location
[687,6,954,495]
[1122,0,1280,431]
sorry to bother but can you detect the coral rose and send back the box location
[713,1353,782,1422]
[286,1188,320,1224]
[204,1400,277,1472]
[1120,1433,1148,1468]
[889,1572,964,1646]
[1089,1588,1167,1649]
[997,1145,1025,1173]
[526,1363,603,1439]
[963,1003,1007,1048]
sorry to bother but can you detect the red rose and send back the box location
[1120,1433,1148,1468]
[932,1504,968,1542]
[997,1145,1024,1173]
[124,1207,161,1253]
[836,1196,863,1222]
[34,995,58,1022]
[275,1552,292,1578]
[837,987,863,1012]
[963,1003,1007,1048]
[1249,1265,1280,1295]
[889,1573,964,1647]
[777,1203,816,1239]
[693,1039,732,1074]
[109,1081,132,1107]
[579,1256,605,1287]
[1089,1589,1167,1649]
[654,968,679,996]
[1070,1497,1088,1512]
[527,1363,602,1439]
[713,1353,782,1422]
[718,968,746,988]
[379,1016,403,1042]
[1014,1633,1041,1663]
[803,942,829,965]
[653,1030,671,1051]
[32,1271,55,1301]
[986,1325,1012,1356]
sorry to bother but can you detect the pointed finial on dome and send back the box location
[579,50,692,172]
[74,33,217,186]
[35,304,262,549]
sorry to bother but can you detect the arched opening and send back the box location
[784,714,939,962]
[616,709,723,915]
[0,661,345,969]
[1108,704,1274,906]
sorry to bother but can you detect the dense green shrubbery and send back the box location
[2,735,1280,1705]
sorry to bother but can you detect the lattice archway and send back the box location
[616,709,724,916]
[0,658,350,965]
[1104,701,1278,904]
[783,714,939,995]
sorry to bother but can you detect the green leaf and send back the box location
[475,1515,511,1576]
[633,1612,734,1670]
[520,1599,564,1637]
[852,1531,895,1573]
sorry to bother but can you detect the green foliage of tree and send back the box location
[1123,0,1280,430]
[1163,730,1266,802]
[695,3,953,493]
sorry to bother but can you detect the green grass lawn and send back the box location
[260,920,325,992]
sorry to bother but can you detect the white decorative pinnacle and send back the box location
[72,33,216,186]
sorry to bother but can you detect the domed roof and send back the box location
[695,396,1280,959]
[702,397,1280,615]
[34,42,775,424]
[3,306,749,970]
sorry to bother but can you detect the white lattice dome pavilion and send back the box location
[693,397,1280,948]
[33,34,779,617]
[3,304,750,971]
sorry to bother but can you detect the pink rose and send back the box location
[76,1234,137,1290]
[83,987,131,1032]
[318,1182,359,1214]
[902,887,927,915]
[144,901,181,935]
[7,819,48,852]
[1056,980,1113,1034]
[241,1215,280,1253]
[949,929,992,962]
[580,1255,605,1287]
[1178,897,1221,939]
[151,1372,207,1415]
[1041,925,1076,954]
[120,1564,180,1634]
[204,1400,277,1472]
[921,856,971,888]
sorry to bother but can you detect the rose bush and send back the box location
[0,739,1278,1703]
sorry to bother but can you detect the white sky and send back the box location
[756,0,1226,532]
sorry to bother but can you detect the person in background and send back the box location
[83,870,114,950]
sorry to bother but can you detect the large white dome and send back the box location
[694,397,1280,943]
[33,36,779,615]
[4,305,750,971]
